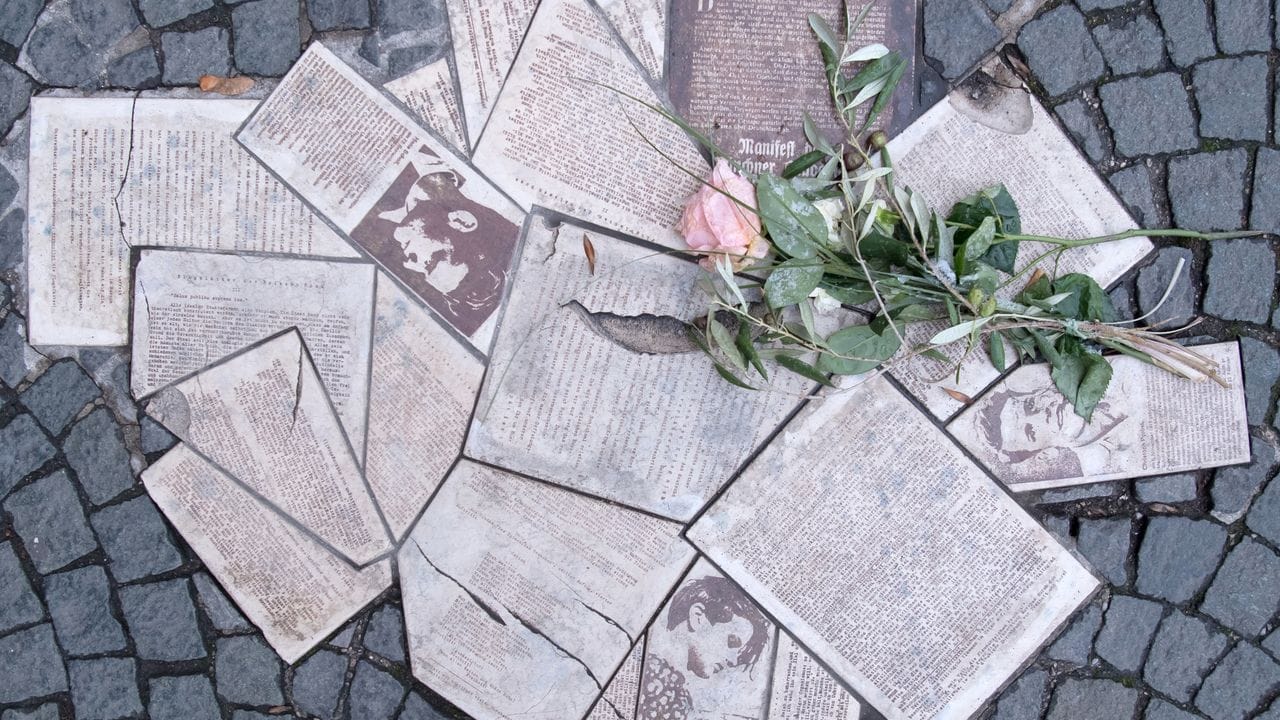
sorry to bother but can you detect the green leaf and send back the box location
[963,216,997,261]
[783,150,827,179]
[708,318,745,371]
[1052,273,1117,322]
[862,54,905,130]
[764,259,824,308]
[715,362,759,390]
[820,280,875,306]
[808,13,841,55]
[756,175,827,259]
[802,113,835,156]
[946,185,1021,273]
[817,324,901,375]
[987,331,1006,372]
[855,231,913,266]
[736,321,768,379]
[929,317,991,345]
[1050,346,1113,422]
[1016,274,1052,305]
[776,353,835,386]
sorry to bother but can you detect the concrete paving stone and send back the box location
[0,208,24,272]
[981,0,1012,13]
[64,407,133,505]
[1077,517,1131,585]
[291,649,348,720]
[68,657,142,720]
[1249,477,1280,548]
[1095,594,1164,673]
[1240,337,1280,426]
[1041,514,1073,546]
[0,624,67,704]
[232,713,275,720]
[43,565,126,656]
[0,164,14,211]
[0,705,61,720]
[924,0,1001,79]
[1252,149,1280,235]
[364,604,407,663]
[1266,628,1280,656]
[0,540,43,632]
[1078,0,1129,9]
[1038,481,1123,504]
[307,0,372,30]
[118,577,206,661]
[0,61,33,136]
[1045,602,1101,665]
[373,0,447,36]
[216,635,285,706]
[0,414,54,498]
[1259,703,1280,720]
[349,661,407,720]
[1018,4,1106,97]
[233,0,302,76]
[328,618,357,647]
[1212,436,1278,521]
[22,17,95,87]
[149,675,221,720]
[1168,150,1249,232]
[193,572,251,633]
[1137,247,1196,329]
[1146,611,1231,702]
[5,469,98,574]
[106,46,161,89]
[1147,699,1204,720]
[0,0,42,48]
[1198,642,1280,720]
[1046,677,1139,720]
[140,414,177,455]
[1100,73,1198,157]
[1205,239,1276,325]
[1092,14,1165,75]
[19,359,99,435]
[69,0,139,49]
[1054,98,1106,163]
[399,693,450,720]
[1194,56,1269,142]
[1201,538,1280,637]
[1152,0,1217,66]
[90,495,183,583]
[1216,0,1271,54]
[1136,516,1228,603]
[140,0,216,27]
[1110,282,1135,320]
[160,28,232,85]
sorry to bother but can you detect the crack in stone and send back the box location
[412,541,507,626]
[290,348,304,430]
[507,607,605,692]
[112,93,140,248]
[575,598,633,644]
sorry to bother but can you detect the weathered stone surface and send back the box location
[1212,436,1277,521]
[140,415,178,455]
[0,208,25,271]
[0,414,55,498]
[291,649,347,720]
[1152,0,1216,65]
[1136,516,1227,603]
[1046,677,1138,720]
[399,693,449,720]
[0,164,16,212]
[1041,515,1072,546]
[0,625,67,704]
[924,0,1000,79]
[0,61,32,136]
[64,408,133,505]
[106,46,161,89]
[1095,594,1164,673]
[328,620,356,647]
[215,635,285,706]
[20,359,100,435]
[1092,14,1164,75]
[1100,74,1198,158]
[1205,240,1276,325]
[193,572,250,633]
[1252,150,1280,235]
[1201,538,1280,637]
[149,675,221,720]
[1147,699,1203,720]
[992,667,1047,719]
[1137,247,1196,329]
[1198,643,1280,720]
[0,541,43,632]
[43,565,126,656]
[364,604,407,663]
[1018,5,1105,97]
[0,704,61,720]
[90,495,183,583]
[1249,477,1280,547]
[1054,98,1106,163]
[118,578,206,661]
[307,0,371,30]
[0,0,42,48]
[24,0,142,87]
[1240,337,1280,426]
[1038,481,1123,504]
[1077,0,1128,9]
[1168,150,1249,232]
[69,657,142,720]
[233,0,302,76]
[160,28,231,85]
[1146,612,1231,702]
[370,0,446,36]
[1045,602,1101,665]
[1216,0,1271,53]
[5,469,97,574]
[1077,517,1130,585]
[231,713,275,720]
[1193,56,1268,142]
[348,661,406,720]
[140,0,215,27]
[0,314,27,387]
[1109,281,1134,320]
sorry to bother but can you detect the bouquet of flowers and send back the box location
[641,5,1252,421]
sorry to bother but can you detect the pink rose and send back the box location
[678,159,769,271]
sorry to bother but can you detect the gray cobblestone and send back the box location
[0,61,33,137]
[0,208,25,272]
[1152,0,1217,65]
[161,28,232,85]
[140,414,178,455]
[1197,643,1280,720]
[1054,98,1107,163]
[90,495,183,583]
[64,408,134,505]
[215,635,285,706]
[44,565,127,656]
[0,540,43,632]
[364,604,407,663]
[149,675,221,720]
[106,46,161,89]
[119,578,206,661]
[1201,538,1280,637]
[1092,14,1165,76]
[0,705,61,720]
[307,0,372,31]
[233,0,303,76]
[1018,5,1105,97]
[1077,517,1130,585]
[0,624,67,704]
[1147,699,1203,720]
[0,0,42,48]
[68,657,142,720]
[349,661,407,720]
[1146,611,1231,701]
[1249,478,1280,547]
[1136,516,1227,603]
[291,649,347,720]
[1215,0,1272,54]
[193,572,251,633]
[1252,149,1280,235]
[1108,164,1162,228]
[1205,239,1276,325]
[1100,74,1198,157]
[1193,55,1269,142]
[399,693,450,720]
[1045,602,1101,665]
[1240,337,1280,426]
[1137,247,1196,329]
[0,414,54,498]
[140,0,216,28]
[6,469,98,574]
[991,668,1047,720]
[924,0,1000,80]
[1168,150,1248,232]
[20,359,100,435]
[1046,677,1138,720]
[1211,436,1277,521]
[0,163,16,213]
[1095,594,1164,673]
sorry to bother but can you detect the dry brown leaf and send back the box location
[199,75,255,96]
[942,387,971,404]
[582,233,596,275]
[1023,268,1047,293]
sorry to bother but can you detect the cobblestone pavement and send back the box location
[0,0,1278,718]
